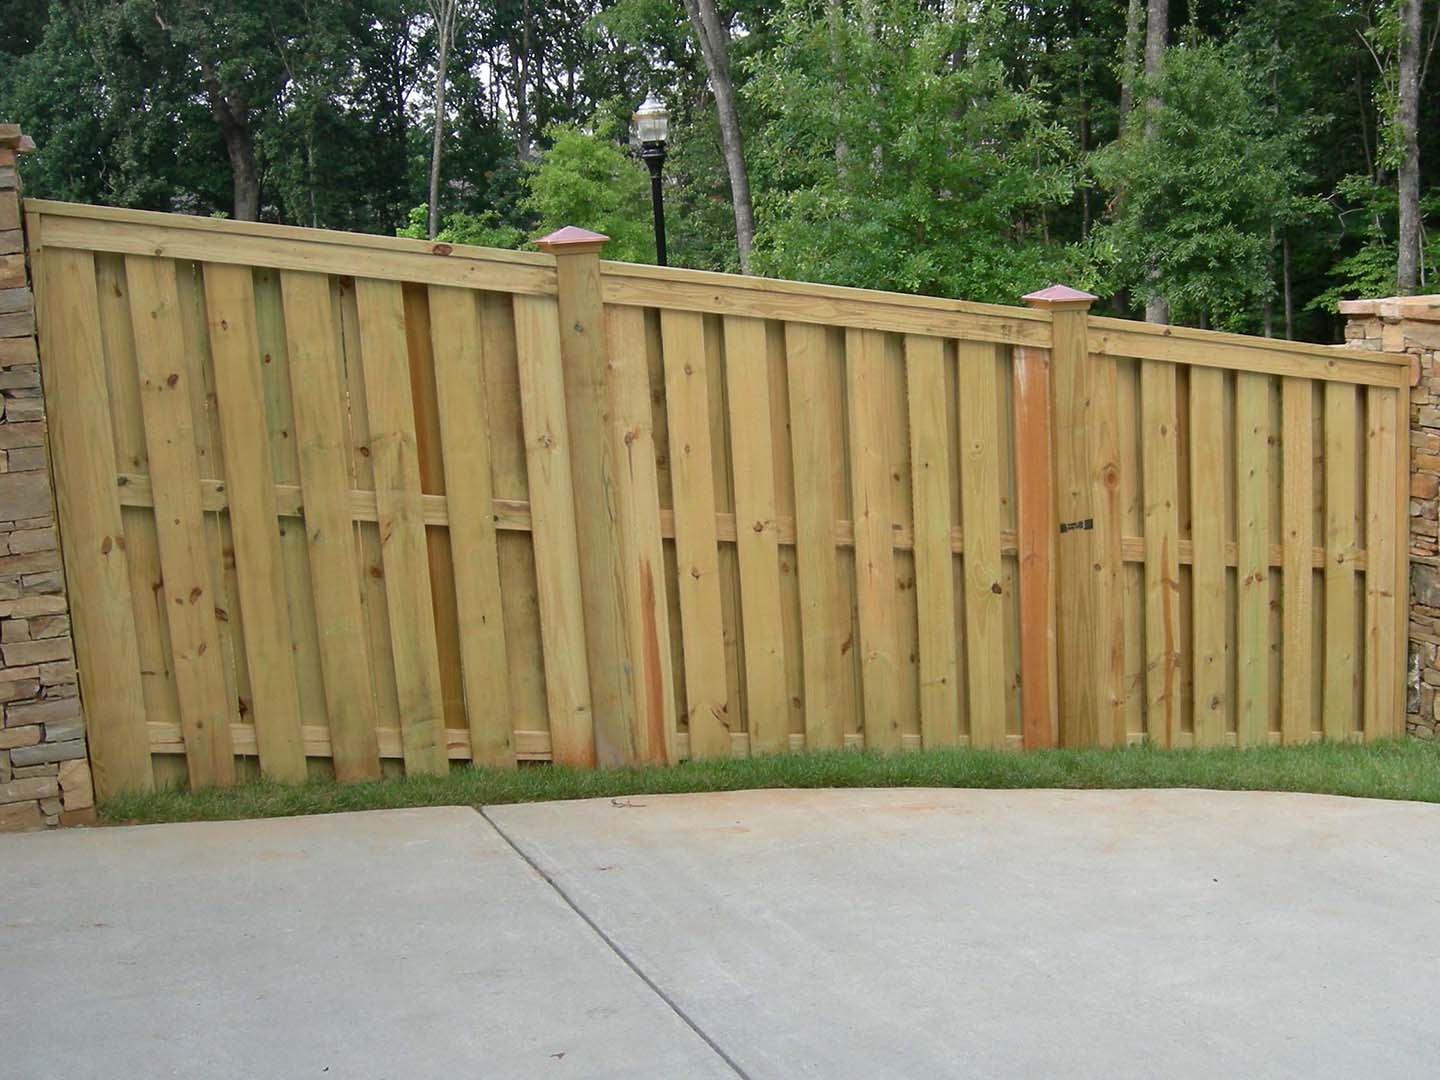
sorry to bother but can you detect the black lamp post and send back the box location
[633,92,670,267]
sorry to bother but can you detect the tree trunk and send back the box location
[1397,0,1421,293]
[682,0,756,273]
[427,0,455,239]
[1143,0,1169,324]
[212,98,260,221]
[1118,0,1144,135]
[1283,235,1294,340]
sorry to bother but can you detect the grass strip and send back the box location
[100,738,1440,825]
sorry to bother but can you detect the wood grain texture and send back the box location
[1188,367,1228,747]
[124,254,234,788]
[723,315,789,755]
[905,334,961,748]
[202,263,307,781]
[32,248,153,796]
[512,294,595,766]
[279,270,381,780]
[660,309,732,758]
[353,277,448,775]
[428,285,517,768]
[845,328,901,751]
[785,321,846,750]
[1235,372,1272,746]
[605,305,679,764]
[1139,360,1180,746]
[957,341,1007,749]
[1280,377,1314,744]
[1364,385,1401,740]
[1322,381,1360,741]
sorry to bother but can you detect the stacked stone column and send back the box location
[1343,294,1440,737]
[0,125,94,828]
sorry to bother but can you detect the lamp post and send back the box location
[633,91,670,267]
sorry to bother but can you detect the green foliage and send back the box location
[744,0,1079,302]
[522,120,656,263]
[396,203,525,248]
[1089,40,1316,329]
[1310,176,1440,309]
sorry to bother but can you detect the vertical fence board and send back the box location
[1140,360,1181,746]
[905,334,961,748]
[1091,354,1127,746]
[427,285,516,768]
[202,263,307,781]
[1365,385,1401,740]
[846,328,901,751]
[1012,344,1057,749]
[1322,382,1359,740]
[605,305,678,764]
[402,287,467,742]
[337,278,404,748]
[785,321,845,750]
[957,341,1007,748]
[124,254,234,787]
[513,294,595,766]
[1281,376,1315,743]
[1189,367,1228,746]
[660,310,732,758]
[32,249,153,795]
[723,315,788,755]
[353,278,448,775]
[1235,371,1272,746]
[279,270,381,780]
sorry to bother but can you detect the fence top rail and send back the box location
[1089,313,1410,387]
[23,198,558,295]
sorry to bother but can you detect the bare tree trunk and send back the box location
[209,92,260,221]
[426,0,458,239]
[1397,0,1422,293]
[516,0,533,161]
[1143,0,1170,324]
[1118,0,1144,135]
[1283,235,1294,339]
[682,0,756,273]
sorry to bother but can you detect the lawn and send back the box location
[101,738,1440,825]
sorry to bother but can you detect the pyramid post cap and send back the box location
[1022,284,1098,309]
[536,226,610,255]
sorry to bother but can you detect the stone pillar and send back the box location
[0,125,94,829]
[1343,294,1440,738]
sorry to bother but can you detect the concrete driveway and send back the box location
[5,789,1440,1078]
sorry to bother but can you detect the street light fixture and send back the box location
[633,91,670,267]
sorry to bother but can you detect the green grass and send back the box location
[100,738,1440,825]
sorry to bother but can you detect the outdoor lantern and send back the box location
[632,92,670,147]
[633,91,670,266]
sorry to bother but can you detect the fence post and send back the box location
[1023,285,1124,748]
[536,227,675,766]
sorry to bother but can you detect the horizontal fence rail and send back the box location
[21,200,1409,795]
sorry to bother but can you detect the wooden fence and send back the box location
[21,201,1410,796]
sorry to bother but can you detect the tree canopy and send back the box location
[2,0,1436,339]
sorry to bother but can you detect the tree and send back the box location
[1143,0,1170,322]
[1091,41,1313,330]
[746,0,1076,301]
[681,0,756,271]
[523,120,655,262]
[1397,0,1422,290]
[426,0,461,237]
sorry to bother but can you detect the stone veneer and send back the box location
[0,125,94,829]
[1343,294,1440,738]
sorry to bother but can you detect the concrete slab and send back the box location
[489,788,1440,1079]
[0,806,734,1080]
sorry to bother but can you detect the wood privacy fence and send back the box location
[22,201,1409,797]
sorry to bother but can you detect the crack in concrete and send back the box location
[476,806,751,1080]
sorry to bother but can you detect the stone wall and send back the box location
[1343,294,1440,738]
[0,125,94,828]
